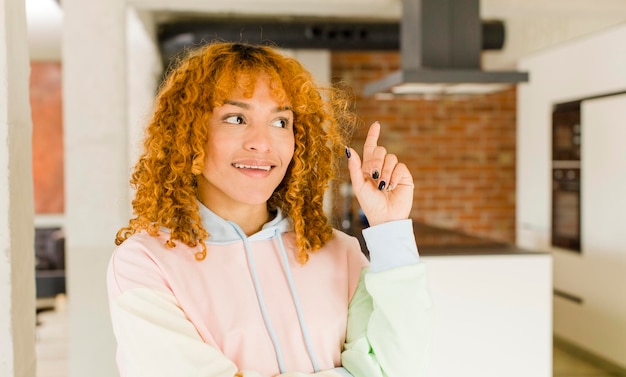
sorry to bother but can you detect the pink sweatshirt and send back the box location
[107,205,431,377]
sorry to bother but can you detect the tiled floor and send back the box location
[553,341,624,377]
[36,295,68,377]
[553,345,623,377]
[35,295,624,377]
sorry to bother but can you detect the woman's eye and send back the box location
[271,118,289,128]
[224,115,244,125]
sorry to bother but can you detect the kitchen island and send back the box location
[348,221,553,377]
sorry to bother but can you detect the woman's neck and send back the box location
[200,198,271,236]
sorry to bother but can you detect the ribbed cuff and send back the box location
[362,219,419,273]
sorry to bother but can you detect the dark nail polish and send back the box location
[378,181,386,191]
[345,146,351,158]
[372,170,380,180]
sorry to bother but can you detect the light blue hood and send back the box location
[197,201,293,244]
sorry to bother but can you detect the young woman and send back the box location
[107,42,431,377]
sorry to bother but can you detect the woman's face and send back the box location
[196,77,295,213]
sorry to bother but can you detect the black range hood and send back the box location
[363,0,529,97]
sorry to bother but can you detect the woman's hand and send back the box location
[346,122,414,227]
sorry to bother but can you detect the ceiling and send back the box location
[25,0,626,67]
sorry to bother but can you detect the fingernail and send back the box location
[345,146,351,159]
[386,182,393,192]
[372,170,380,180]
[378,181,386,191]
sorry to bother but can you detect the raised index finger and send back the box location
[362,121,381,161]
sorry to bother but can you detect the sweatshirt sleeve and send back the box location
[109,287,244,377]
[341,220,433,377]
[107,241,245,377]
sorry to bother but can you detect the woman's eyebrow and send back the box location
[224,100,250,109]
[224,100,293,113]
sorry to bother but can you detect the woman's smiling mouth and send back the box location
[232,163,272,171]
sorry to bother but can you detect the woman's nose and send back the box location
[243,124,271,152]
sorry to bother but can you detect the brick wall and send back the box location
[26,57,516,241]
[31,62,64,214]
[332,51,516,243]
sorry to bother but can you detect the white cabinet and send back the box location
[582,94,626,255]
[518,24,626,370]
[423,253,552,377]
[560,94,626,366]
[549,93,626,369]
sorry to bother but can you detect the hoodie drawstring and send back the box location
[275,228,320,373]
[228,222,320,374]
[229,222,286,373]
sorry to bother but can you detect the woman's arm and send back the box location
[344,123,433,376]
[342,264,432,377]
[110,287,242,377]
[341,221,432,377]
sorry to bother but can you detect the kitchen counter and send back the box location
[345,220,544,257]
[344,219,553,377]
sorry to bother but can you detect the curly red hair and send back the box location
[115,42,355,263]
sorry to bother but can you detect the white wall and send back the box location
[25,0,62,61]
[517,24,626,368]
[517,24,626,248]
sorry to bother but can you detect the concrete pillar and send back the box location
[0,0,36,376]
[62,0,128,376]
[126,8,162,171]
